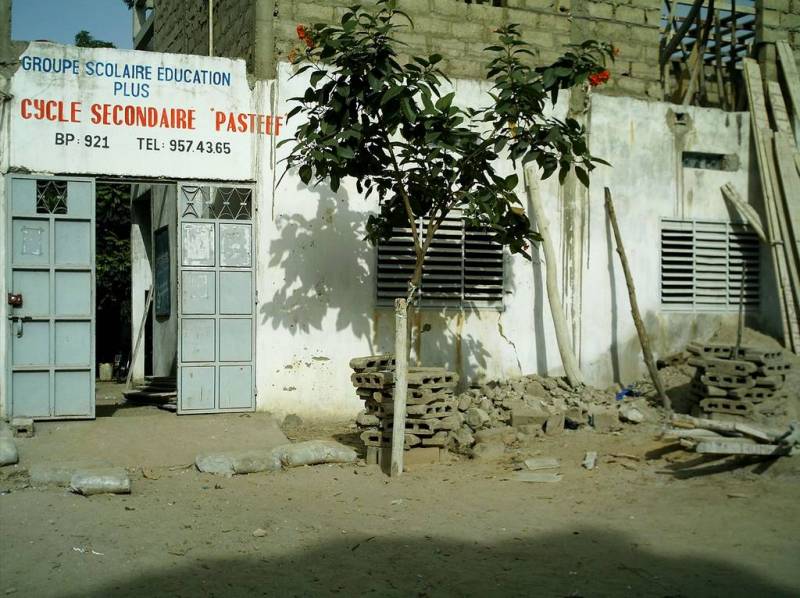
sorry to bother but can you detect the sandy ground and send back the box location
[1,401,799,597]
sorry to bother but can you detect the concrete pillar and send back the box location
[0,0,12,61]
[253,0,275,80]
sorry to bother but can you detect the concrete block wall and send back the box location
[757,0,800,63]
[150,0,662,100]
[274,0,662,99]
[152,0,255,66]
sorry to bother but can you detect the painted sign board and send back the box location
[8,43,280,180]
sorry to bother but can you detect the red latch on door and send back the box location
[7,293,22,307]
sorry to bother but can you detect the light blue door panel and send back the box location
[12,372,50,417]
[66,181,93,218]
[219,365,252,409]
[55,221,91,265]
[55,322,91,365]
[54,371,92,416]
[181,366,215,410]
[11,178,36,214]
[219,272,251,315]
[7,176,95,420]
[12,271,50,316]
[181,271,216,314]
[13,220,50,266]
[178,184,255,414]
[219,224,251,267]
[181,223,215,266]
[55,271,92,315]
[181,318,215,362]
[219,319,252,362]
[12,322,50,365]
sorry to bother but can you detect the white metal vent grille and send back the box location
[377,213,504,308]
[660,218,760,310]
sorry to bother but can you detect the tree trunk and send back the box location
[391,298,408,477]
[524,167,584,388]
[604,188,671,411]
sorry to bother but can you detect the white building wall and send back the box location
[0,44,769,419]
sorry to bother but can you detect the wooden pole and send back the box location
[390,298,408,477]
[604,188,671,411]
[126,286,153,389]
[524,167,584,387]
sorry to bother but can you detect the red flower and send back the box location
[588,69,610,87]
[296,24,307,40]
[304,36,315,49]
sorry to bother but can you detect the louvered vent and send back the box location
[660,219,759,310]
[377,212,504,308]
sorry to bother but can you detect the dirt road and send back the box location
[1,418,799,597]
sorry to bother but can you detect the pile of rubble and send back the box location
[444,374,643,455]
[687,342,790,418]
[351,354,649,459]
[351,355,462,460]
[662,414,799,457]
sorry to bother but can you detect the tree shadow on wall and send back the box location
[259,181,495,378]
[258,183,374,348]
[66,528,795,597]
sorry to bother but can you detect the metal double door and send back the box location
[177,183,256,413]
[6,175,96,419]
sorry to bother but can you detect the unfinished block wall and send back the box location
[274,0,663,99]
[757,0,800,65]
[152,0,255,66]
[150,0,661,99]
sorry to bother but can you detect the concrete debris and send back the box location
[523,457,559,471]
[276,440,358,468]
[195,441,357,476]
[29,460,114,486]
[69,468,131,496]
[619,405,645,424]
[582,451,598,470]
[471,442,506,461]
[665,414,800,458]
[588,406,621,433]
[350,354,656,457]
[511,472,563,483]
[252,528,268,537]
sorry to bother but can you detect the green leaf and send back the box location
[575,166,590,188]
[435,92,455,111]
[299,164,312,184]
[504,173,519,190]
[400,97,416,122]
[380,85,404,105]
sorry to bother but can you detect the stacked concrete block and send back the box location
[688,342,790,418]
[351,355,461,458]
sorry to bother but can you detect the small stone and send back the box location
[511,406,548,429]
[252,528,268,537]
[523,381,548,399]
[619,405,645,424]
[589,406,620,433]
[465,407,490,429]
[582,451,598,470]
[356,411,380,427]
[474,426,516,445]
[457,395,472,411]
[471,442,506,461]
[282,414,303,428]
[478,397,494,413]
[544,412,565,435]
